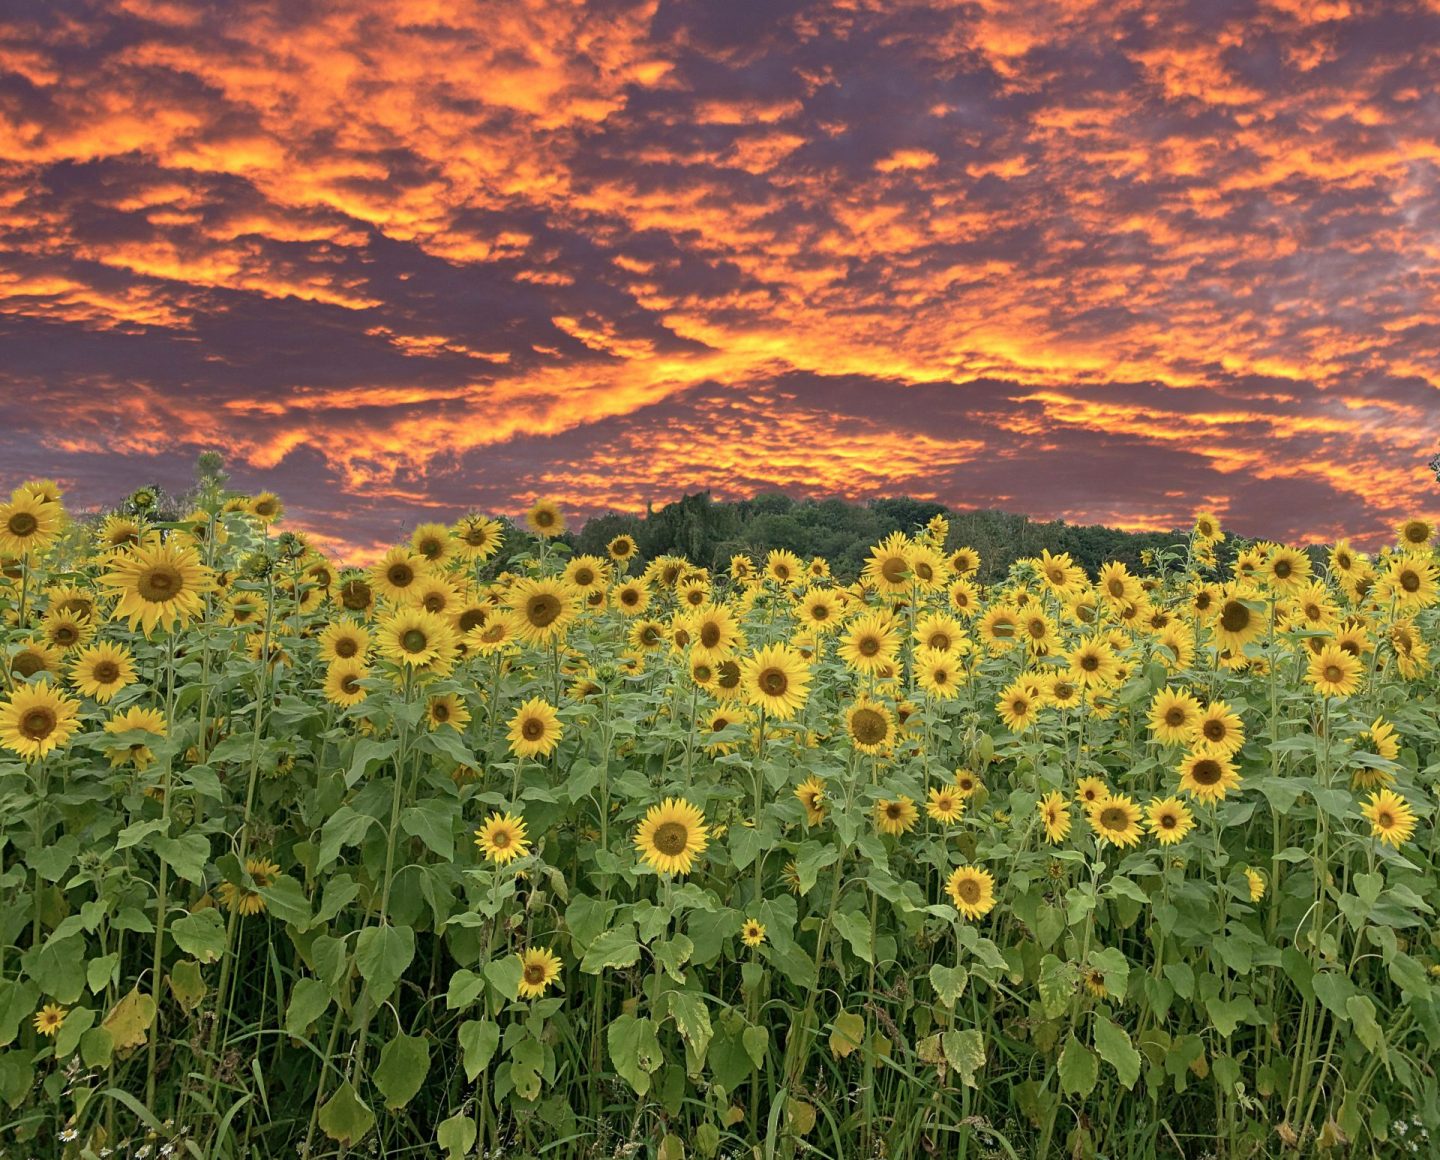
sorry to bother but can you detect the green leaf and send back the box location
[742,1024,768,1068]
[80,1027,114,1069]
[653,935,694,981]
[1038,954,1077,1019]
[1313,971,1358,1019]
[608,1014,662,1095]
[354,925,415,1003]
[829,1011,864,1058]
[374,1033,429,1110]
[580,928,642,974]
[1093,1017,1140,1089]
[1088,947,1130,1000]
[438,1110,478,1160]
[929,963,968,1007]
[446,969,486,1011]
[318,807,377,870]
[509,1034,544,1100]
[942,1029,985,1086]
[153,834,210,887]
[483,955,523,1003]
[168,960,207,1013]
[54,1006,95,1059]
[317,1080,375,1147]
[171,909,226,964]
[668,991,712,1069]
[1205,995,1257,1038]
[1058,1032,1098,1097]
[258,875,312,929]
[831,909,874,964]
[728,825,764,871]
[458,1020,500,1081]
[347,739,397,788]
[285,979,331,1037]
[400,801,455,861]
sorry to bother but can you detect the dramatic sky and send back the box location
[2,0,1438,560]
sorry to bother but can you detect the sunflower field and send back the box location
[1,473,1438,1160]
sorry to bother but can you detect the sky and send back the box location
[1,0,1438,562]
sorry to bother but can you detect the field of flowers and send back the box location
[0,468,1437,1159]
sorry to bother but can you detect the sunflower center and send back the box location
[432,703,450,722]
[1107,578,1125,597]
[717,662,740,690]
[464,528,487,546]
[1164,707,1186,727]
[1377,810,1394,827]
[53,625,78,646]
[932,669,950,685]
[423,593,446,613]
[1191,760,1221,785]
[1054,681,1074,700]
[811,603,830,620]
[138,565,182,602]
[955,878,981,904]
[534,510,554,528]
[654,821,689,856]
[419,538,442,559]
[459,609,486,633]
[401,629,429,654]
[387,564,414,588]
[884,802,903,819]
[759,667,788,697]
[342,582,371,610]
[341,675,361,694]
[1159,812,1177,829]
[21,708,55,739]
[1336,552,1351,569]
[527,595,561,628]
[522,717,545,741]
[12,653,43,678]
[1220,602,1250,633]
[1400,570,1420,593]
[700,622,721,649]
[1323,664,1343,683]
[1027,620,1046,639]
[1099,806,1128,830]
[94,660,120,683]
[928,632,950,650]
[1079,653,1098,671]
[335,637,359,658]
[523,962,546,984]
[1273,560,1292,579]
[492,830,511,847]
[851,708,888,745]
[1202,719,1226,741]
[7,512,37,537]
[881,556,907,583]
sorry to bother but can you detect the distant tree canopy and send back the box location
[568,491,1197,583]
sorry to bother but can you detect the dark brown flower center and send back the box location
[527,594,561,627]
[717,661,740,689]
[1165,707,1186,727]
[955,878,980,903]
[851,708,888,746]
[12,653,43,678]
[341,581,371,611]
[387,564,414,588]
[1191,759,1221,785]
[7,512,37,537]
[524,962,546,984]
[521,716,545,741]
[401,629,428,654]
[1220,602,1249,633]
[1202,719,1226,741]
[881,556,907,583]
[138,565,182,602]
[1099,806,1128,830]
[94,660,120,683]
[654,821,688,855]
[21,708,55,739]
[759,667,788,697]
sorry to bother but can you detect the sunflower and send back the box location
[1379,555,1439,612]
[977,604,1021,653]
[67,641,136,703]
[996,679,1039,733]
[1075,776,1110,809]
[369,548,427,604]
[508,697,562,759]
[1097,562,1142,607]
[907,544,949,592]
[1306,643,1361,698]
[1067,639,1121,689]
[845,697,895,755]
[410,522,452,565]
[1361,789,1417,848]
[1177,751,1241,803]
[33,1003,68,1037]
[1043,673,1083,711]
[466,618,516,657]
[427,692,470,732]
[915,647,964,699]
[838,611,900,675]
[945,865,997,920]
[1087,793,1144,848]
[606,534,638,563]
[1262,546,1310,592]
[950,546,981,576]
[947,578,980,617]
[1148,687,1202,745]
[628,618,667,653]
[217,858,280,916]
[702,705,750,754]
[316,620,368,664]
[249,492,284,524]
[526,499,565,538]
[1194,700,1245,757]
[515,947,562,998]
[0,493,60,557]
[1038,791,1071,843]
[1207,584,1264,654]
[863,532,915,594]
[953,768,982,797]
[376,607,458,670]
[10,640,62,681]
[37,607,93,653]
[911,613,964,655]
[323,660,370,707]
[103,706,167,770]
[873,795,919,836]
[739,644,811,720]
[795,775,827,825]
[1146,796,1195,845]
[612,580,650,617]
[634,798,708,876]
[0,683,80,760]
[501,578,577,648]
[1193,511,1224,543]
[98,541,216,635]
[740,918,767,948]
[1396,518,1433,550]
[1037,549,1084,594]
[454,514,504,561]
[689,604,744,660]
[926,784,965,824]
[1352,716,1400,789]
[797,588,843,633]
[408,574,461,618]
[763,549,803,586]
[475,812,531,864]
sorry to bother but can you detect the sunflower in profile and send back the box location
[740,919,767,948]
[1038,791,1071,843]
[1146,796,1194,845]
[516,947,562,998]
[1244,868,1265,902]
[873,795,918,836]
[103,706,167,770]
[1177,751,1241,803]
[218,858,280,916]
[323,660,370,707]
[607,533,638,563]
[376,607,458,670]
[996,679,1039,733]
[410,522,452,566]
[98,541,216,635]
[427,692,470,732]
[845,697,895,755]
[1075,776,1110,809]
[634,798,709,876]
[1066,638,1121,688]
[1361,789,1417,848]
[1087,793,1144,848]
[454,514,504,561]
[915,647,964,699]
[838,611,900,675]
[1306,643,1361,699]
[1395,518,1433,551]
[797,588,843,633]
[794,775,827,825]
[926,784,965,824]
[1147,687,1202,746]
[740,644,811,719]
[0,492,61,557]
[69,641,137,703]
[1194,700,1245,757]
[475,812,531,864]
[0,683,81,760]
[611,580,650,617]
[508,697,562,759]
[945,865,996,920]
[505,578,579,648]
[525,499,566,538]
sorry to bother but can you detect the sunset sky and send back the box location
[2,0,1438,560]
